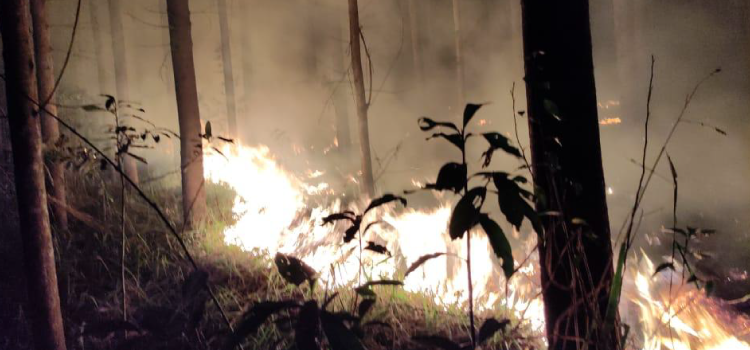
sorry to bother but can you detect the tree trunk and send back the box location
[240,0,253,124]
[347,0,375,197]
[31,0,68,232]
[89,0,111,94]
[0,1,67,349]
[407,0,423,85]
[217,0,238,136]
[331,6,351,152]
[167,0,208,227]
[452,0,465,108]
[520,0,619,348]
[108,0,139,183]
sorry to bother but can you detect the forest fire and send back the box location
[205,144,749,349]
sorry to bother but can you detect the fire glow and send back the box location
[205,143,749,349]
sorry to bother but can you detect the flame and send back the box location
[622,253,750,350]
[205,143,748,347]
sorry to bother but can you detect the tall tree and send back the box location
[0,1,67,349]
[240,0,253,122]
[407,0,423,85]
[331,4,351,152]
[108,0,139,183]
[347,0,375,196]
[217,0,238,136]
[167,0,208,227]
[89,0,111,94]
[452,0,465,107]
[520,0,619,348]
[31,0,68,231]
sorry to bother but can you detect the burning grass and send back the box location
[45,168,542,350]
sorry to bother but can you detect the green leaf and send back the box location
[425,162,466,193]
[427,132,464,151]
[449,187,487,240]
[543,99,560,117]
[321,312,366,350]
[321,211,357,225]
[604,244,626,334]
[358,299,376,318]
[477,318,510,344]
[364,241,390,256]
[354,287,376,298]
[405,253,446,277]
[82,104,106,112]
[223,301,300,350]
[364,194,407,214]
[463,103,483,128]
[481,132,522,158]
[418,117,459,132]
[204,121,213,139]
[274,253,317,286]
[653,262,675,276]
[479,215,514,279]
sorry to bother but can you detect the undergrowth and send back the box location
[47,172,541,350]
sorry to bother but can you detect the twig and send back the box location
[41,0,82,109]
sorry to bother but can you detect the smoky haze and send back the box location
[45,0,749,276]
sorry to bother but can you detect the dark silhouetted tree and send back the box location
[31,0,68,231]
[347,0,375,196]
[167,0,208,227]
[0,1,67,349]
[108,0,139,183]
[217,0,238,136]
[520,0,620,348]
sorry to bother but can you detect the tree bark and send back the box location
[240,0,253,123]
[452,0,465,108]
[217,0,238,136]
[89,0,111,94]
[167,0,208,227]
[108,0,139,183]
[407,0,423,84]
[520,0,619,348]
[0,1,67,349]
[331,5,351,152]
[31,0,68,232]
[347,0,375,197]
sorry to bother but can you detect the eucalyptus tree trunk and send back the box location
[0,1,67,349]
[451,0,465,107]
[108,0,139,183]
[167,0,208,227]
[31,0,68,231]
[347,0,375,197]
[520,0,619,348]
[89,0,111,94]
[218,0,238,136]
[331,5,351,152]
[407,0,423,84]
[240,0,253,120]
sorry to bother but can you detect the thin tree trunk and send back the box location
[347,0,375,197]
[520,0,619,348]
[108,0,139,183]
[31,0,68,231]
[331,6,351,152]
[407,0,423,84]
[240,0,253,122]
[218,0,238,136]
[452,0,465,108]
[89,0,110,94]
[167,0,208,227]
[0,1,67,349]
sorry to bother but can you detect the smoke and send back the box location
[47,0,750,283]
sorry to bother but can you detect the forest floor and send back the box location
[4,174,543,350]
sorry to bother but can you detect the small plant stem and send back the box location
[115,103,127,324]
[461,127,476,349]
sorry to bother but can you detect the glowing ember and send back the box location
[600,117,622,125]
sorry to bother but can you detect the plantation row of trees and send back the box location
[0,0,649,348]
